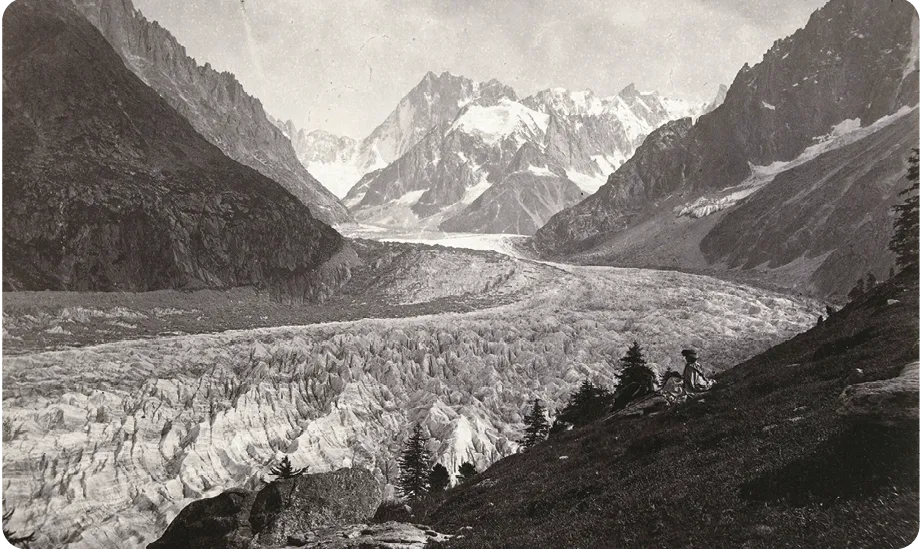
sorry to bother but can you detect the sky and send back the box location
[133,0,827,139]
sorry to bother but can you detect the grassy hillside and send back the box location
[417,272,919,547]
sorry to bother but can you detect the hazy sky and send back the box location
[133,0,826,139]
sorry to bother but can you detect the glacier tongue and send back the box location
[2,258,821,548]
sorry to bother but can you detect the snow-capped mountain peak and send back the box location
[345,79,711,234]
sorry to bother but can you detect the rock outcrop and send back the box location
[251,469,383,547]
[3,0,345,292]
[72,0,351,224]
[838,362,919,425]
[148,469,383,549]
[287,521,451,549]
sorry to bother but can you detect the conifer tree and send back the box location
[457,462,477,483]
[520,399,550,449]
[890,148,919,272]
[866,272,878,290]
[618,341,656,394]
[555,380,611,427]
[269,455,307,479]
[610,341,657,411]
[428,463,450,493]
[848,278,866,301]
[398,424,431,500]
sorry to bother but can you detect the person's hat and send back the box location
[681,349,698,359]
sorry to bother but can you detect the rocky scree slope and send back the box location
[534,0,919,295]
[416,271,920,548]
[72,0,351,224]
[2,0,344,293]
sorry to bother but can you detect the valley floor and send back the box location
[1,236,823,548]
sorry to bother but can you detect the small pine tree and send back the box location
[457,462,477,483]
[816,315,824,326]
[520,399,550,449]
[428,463,450,493]
[866,272,878,290]
[397,424,431,500]
[618,341,656,393]
[825,304,837,318]
[610,341,657,411]
[555,380,611,427]
[848,278,866,301]
[269,455,307,479]
[890,148,920,273]
[3,509,34,548]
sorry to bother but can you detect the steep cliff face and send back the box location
[534,0,919,296]
[71,0,351,224]
[3,0,345,293]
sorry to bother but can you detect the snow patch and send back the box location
[461,176,493,205]
[449,99,550,145]
[396,189,427,206]
[566,171,607,195]
[526,165,554,177]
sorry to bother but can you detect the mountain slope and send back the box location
[534,0,919,296]
[419,272,919,548]
[554,107,919,297]
[72,0,352,224]
[2,0,344,293]
[344,78,710,234]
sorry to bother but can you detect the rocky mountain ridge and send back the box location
[72,0,352,224]
[3,0,346,293]
[534,0,920,297]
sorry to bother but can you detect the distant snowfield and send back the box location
[2,230,822,548]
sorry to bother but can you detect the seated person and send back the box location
[681,349,714,393]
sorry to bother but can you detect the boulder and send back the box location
[148,468,383,549]
[251,468,383,547]
[837,362,919,425]
[147,487,257,548]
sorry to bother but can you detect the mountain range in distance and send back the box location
[274,73,726,234]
